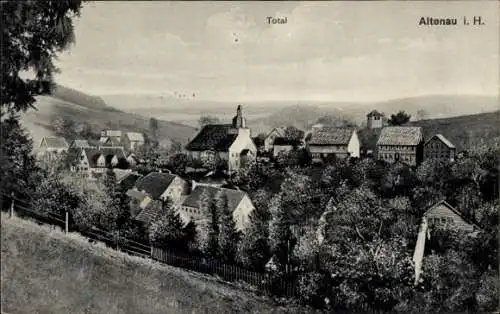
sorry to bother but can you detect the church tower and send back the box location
[232,105,246,129]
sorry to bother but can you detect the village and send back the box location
[33,104,481,286]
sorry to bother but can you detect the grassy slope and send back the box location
[1,215,312,314]
[409,110,500,151]
[20,85,196,148]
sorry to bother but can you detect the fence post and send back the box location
[9,193,15,218]
[65,210,69,234]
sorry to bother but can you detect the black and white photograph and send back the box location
[1,1,499,313]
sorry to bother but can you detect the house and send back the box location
[424,200,478,232]
[264,127,286,152]
[69,139,91,149]
[123,132,145,151]
[272,137,300,158]
[36,136,69,158]
[424,134,456,162]
[99,130,123,147]
[307,127,360,160]
[185,105,257,173]
[366,110,384,129]
[76,147,128,177]
[131,172,189,205]
[376,126,424,166]
[412,200,480,285]
[179,185,255,232]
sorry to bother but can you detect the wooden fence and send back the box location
[1,193,299,298]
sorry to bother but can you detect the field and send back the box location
[20,85,196,148]
[1,215,313,314]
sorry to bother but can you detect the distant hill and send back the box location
[409,110,500,151]
[372,94,499,121]
[358,111,500,153]
[252,95,499,134]
[20,85,196,147]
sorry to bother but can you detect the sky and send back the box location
[55,1,499,102]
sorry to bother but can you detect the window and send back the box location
[80,155,85,160]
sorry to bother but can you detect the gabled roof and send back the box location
[181,185,247,213]
[42,137,69,149]
[126,132,145,142]
[266,127,286,138]
[423,200,480,229]
[377,126,423,146]
[71,139,90,148]
[185,124,238,151]
[367,110,384,117]
[308,127,355,146]
[82,147,127,168]
[134,172,178,199]
[425,134,455,149]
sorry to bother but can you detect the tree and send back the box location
[216,191,239,262]
[102,167,131,240]
[149,197,186,250]
[168,153,188,174]
[2,0,83,113]
[196,189,219,258]
[237,205,271,271]
[388,111,411,126]
[198,115,220,127]
[0,113,39,201]
[268,194,294,273]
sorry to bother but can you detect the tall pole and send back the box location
[65,210,69,234]
[9,192,14,218]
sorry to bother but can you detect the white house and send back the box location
[76,147,128,178]
[307,127,360,160]
[185,105,257,172]
[179,185,255,232]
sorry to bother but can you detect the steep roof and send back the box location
[71,139,90,148]
[423,200,480,229]
[82,147,127,168]
[308,127,355,146]
[185,124,238,151]
[377,126,423,146]
[181,185,246,212]
[266,127,286,138]
[134,172,178,199]
[42,137,69,148]
[367,110,384,117]
[126,132,145,142]
[426,134,455,148]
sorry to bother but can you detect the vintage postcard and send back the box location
[1,1,498,313]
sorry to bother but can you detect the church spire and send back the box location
[232,104,246,128]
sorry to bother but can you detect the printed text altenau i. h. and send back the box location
[419,16,484,26]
